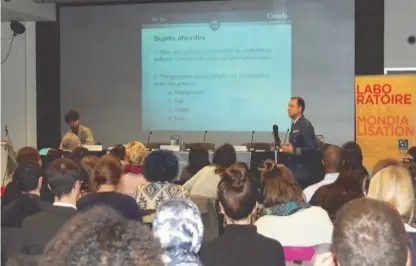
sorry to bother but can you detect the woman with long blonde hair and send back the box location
[367,165,415,229]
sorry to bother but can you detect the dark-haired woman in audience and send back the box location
[341,141,371,177]
[153,198,204,266]
[2,147,54,205]
[200,163,285,266]
[68,146,92,197]
[255,159,333,263]
[134,150,188,219]
[46,148,62,162]
[77,155,142,221]
[402,148,416,182]
[109,144,126,164]
[77,155,99,198]
[184,144,236,198]
[118,141,147,197]
[178,145,210,184]
[310,163,368,221]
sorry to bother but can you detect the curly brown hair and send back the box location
[41,205,163,266]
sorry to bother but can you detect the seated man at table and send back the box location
[64,110,95,145]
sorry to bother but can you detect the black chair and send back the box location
[243,142,271,152]
[184,143,215,151]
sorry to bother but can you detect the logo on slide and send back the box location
[210,19,220,31]
[398,139,409,150]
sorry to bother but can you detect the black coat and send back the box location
[22,205,77,255]
[287,115,317,187]
[200,225,285,266]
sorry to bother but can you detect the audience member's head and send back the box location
[143,150,178,182]
[372,158,402,176]
[153,198,204,266]
[218,163,258,223]
[61,132,81,151]
[80,155,99,194]
[322,145,342,173]
[71,146,90,162]
[186,145,210,176]
[14,164,43,194]
[46,148,63,162]
[64,110,80,129]
[16,146,41,167]
[332,198,410,266]
[47,158,81,201]
[341,141,363,165]
[368,165,415,224]
[407,146,416,161]
[92,155,124,191]
[212,144,236,173]
[260,159,304,207]
[42,205,163,266]
[402,148,416,180]
[81,155,99,175]
[126,141,147,165]
[110,144,126,162]
[402,158,416,181]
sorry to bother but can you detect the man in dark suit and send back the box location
[21,158,81,255]
[281,97,317,189]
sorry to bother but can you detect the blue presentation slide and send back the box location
[142,19,291,132]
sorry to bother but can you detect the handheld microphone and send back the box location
[284,129,289,144]
[272,124,281,147]
[203,130,208,143]
[251,130,255,143]
[147,131,152,146]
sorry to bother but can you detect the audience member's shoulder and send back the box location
[22,209,47,228]
[255,231,284,253]
[38,199,52,209]
[199,237,222,258]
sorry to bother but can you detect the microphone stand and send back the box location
[147,131,152,146]
[203,131,207,143]
[2,125,17,186]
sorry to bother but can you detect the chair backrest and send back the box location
[190,194,219,243]
[1,227,24,265]
[140,209,156,225]
[5,254,41,266]
[185,143,215,151]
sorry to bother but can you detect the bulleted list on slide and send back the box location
[142,21,291,131]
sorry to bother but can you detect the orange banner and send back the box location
[355,75,416,170]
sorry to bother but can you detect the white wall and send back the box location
[1,0,56,22]
[384,0,416,68]
[1,22,37,150]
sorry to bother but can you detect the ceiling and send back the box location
[31,0,198,3]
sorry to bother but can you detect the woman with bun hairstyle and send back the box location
[199,163,285,266]
[255,159,333,263]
